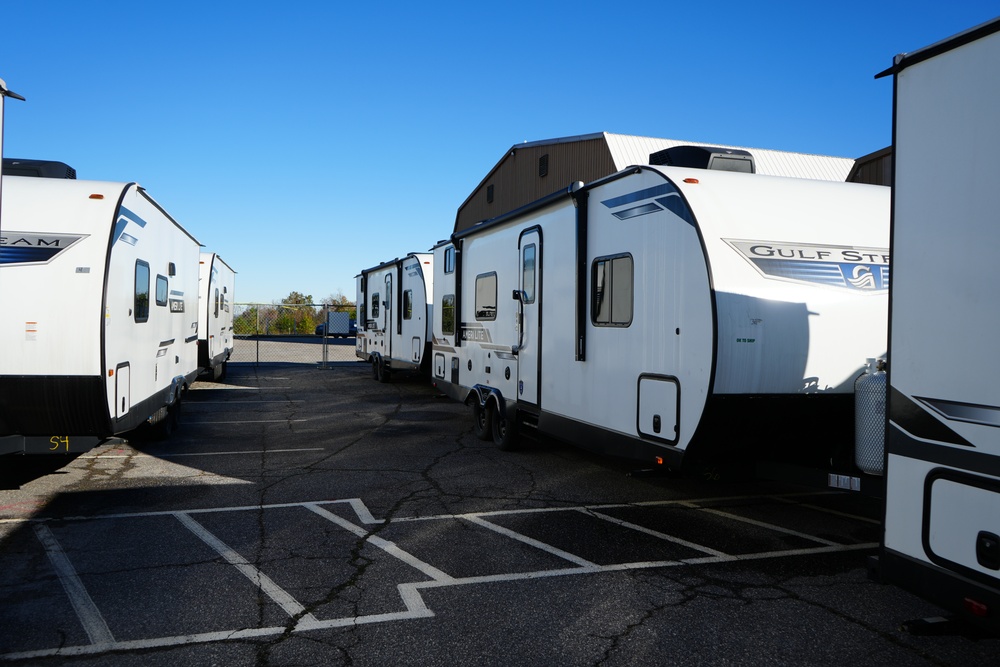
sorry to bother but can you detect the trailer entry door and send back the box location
[517,231,541,406]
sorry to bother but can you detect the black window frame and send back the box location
[444,246,456,274]
[441,294,456,335]
[403,289,413,320]
[155,275,169,307]
[591,253,634,327]
[522,244,536,305]
[371,292,380,318]
[134,260,150,323]
[475,272,497,321]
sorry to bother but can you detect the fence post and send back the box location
[320,305,329,369]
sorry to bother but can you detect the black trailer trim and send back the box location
[535,409,686,469]
[888,425,1000,478]
[889,388,974,448]
[879,548,1000,635]
[575,189,589,361]
[0,375,110,436]
[876,17,1000,78]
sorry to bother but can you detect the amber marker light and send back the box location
[683,178,699,184]
[108,369,114,376]
[89,194,104,199]
[655,456,664,465]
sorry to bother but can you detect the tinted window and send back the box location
[444,247,456,274]
[441,294,455,335]
[522,244,536,304]
[592,254,633,327]
[135,261,150,323]
[156,275,169,307]
[475,273,497,321]
[404,289,413,320]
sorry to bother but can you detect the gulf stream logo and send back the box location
[724,239,889,292]
[0,231,87,266]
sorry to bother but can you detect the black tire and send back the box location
[372,357,381,381]
[472,401,492,441]
[148,398,181,440]
[377,357,391,383]
[212,361,227,382]
[492,405,518,451]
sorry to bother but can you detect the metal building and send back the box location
[454,132,865,233]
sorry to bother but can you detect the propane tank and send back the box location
[855,357,887,475]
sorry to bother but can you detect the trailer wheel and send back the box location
[148,398,181,440]
[212,361,228,382]
[377,357,391,383]
[472,401,492,441]
[492,406,518,451]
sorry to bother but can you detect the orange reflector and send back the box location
[655,456,664,465]
[89,194,105,199]
[964,597,989,617]
[683,178,699,184]
[108,369,114,377]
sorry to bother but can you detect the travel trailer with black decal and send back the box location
[356,253,434,381]
[0,173,202,454]
[198,252,236,381]
[432,162,889,484]
[876,18,1000,634]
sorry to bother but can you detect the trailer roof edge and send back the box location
[876,15,1000,78]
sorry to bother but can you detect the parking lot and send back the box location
[1,359,998,666]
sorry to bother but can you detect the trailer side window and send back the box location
[475,272,497,320]
[404,289,413,320]
[444,247,456,274]
[135,261,150,323]
[592,254,633,327]
[442,294,456,334]
[214,288,220,318]
[155,275,168,307]
[522,244,536,304]
[371,292,380,318]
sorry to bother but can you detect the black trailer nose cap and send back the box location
[976,531,1000,570]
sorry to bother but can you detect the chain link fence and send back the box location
[232,303,359,366]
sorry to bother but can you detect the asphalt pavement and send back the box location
[0,361,997,666]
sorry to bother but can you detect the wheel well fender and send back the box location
[468,384,507,420]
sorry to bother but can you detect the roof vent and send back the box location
[2,158,77,179]
[649,145,754,174]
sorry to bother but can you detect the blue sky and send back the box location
[1,2,996,303]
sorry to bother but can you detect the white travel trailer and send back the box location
[198,252,236,381]
[0,175,202,454]
[877,18,1000,634]
[356,253,434,381]
[432,163,889,484]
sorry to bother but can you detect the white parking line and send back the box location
[192,400,305,404]
[303,503,454,583]
[682,503,841,547]
[463,515,601,570]
[582,508,730,558]
[186,419,308,424]
[79,448,324,459]
[32,524,115,646]
[4,496,881,661]
[174,512,320,625]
